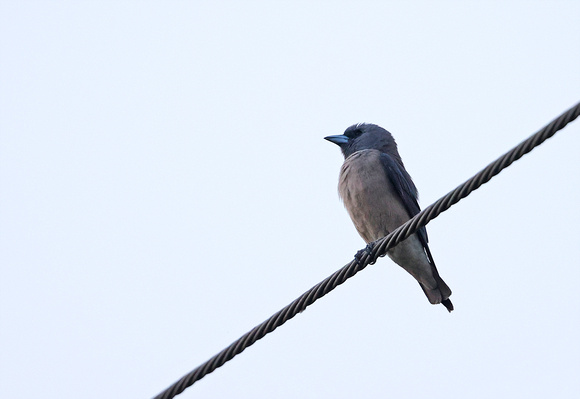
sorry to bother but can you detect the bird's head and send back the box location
[324,123,399,159]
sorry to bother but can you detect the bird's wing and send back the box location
[379,153,429,245]
[379,153,449,307]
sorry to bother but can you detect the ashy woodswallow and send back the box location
[325,123,453,312]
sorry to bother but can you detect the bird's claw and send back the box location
[355,242,376,264]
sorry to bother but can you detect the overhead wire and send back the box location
[153,101,580,399]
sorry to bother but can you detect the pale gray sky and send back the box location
[1,1,579,398]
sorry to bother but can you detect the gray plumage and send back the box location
[325,123,453,312]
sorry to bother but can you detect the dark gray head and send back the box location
[325,123,401,160]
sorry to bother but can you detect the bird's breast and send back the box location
[338,149,411,243]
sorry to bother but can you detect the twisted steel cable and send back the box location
[153,101,580,399]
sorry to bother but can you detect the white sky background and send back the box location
[1,1,579,398]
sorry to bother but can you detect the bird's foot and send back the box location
[355,242,376,265]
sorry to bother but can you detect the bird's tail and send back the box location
[421,245,453,312]
[419,276,453,312]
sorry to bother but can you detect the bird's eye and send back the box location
[347,128,363,139]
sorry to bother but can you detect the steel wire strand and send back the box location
[370,102,580,262]
[153,101,580,399]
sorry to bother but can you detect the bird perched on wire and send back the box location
[325,123,453,312]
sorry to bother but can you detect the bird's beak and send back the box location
[324,135,349,145]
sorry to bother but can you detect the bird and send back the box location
[325,123,453,312]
